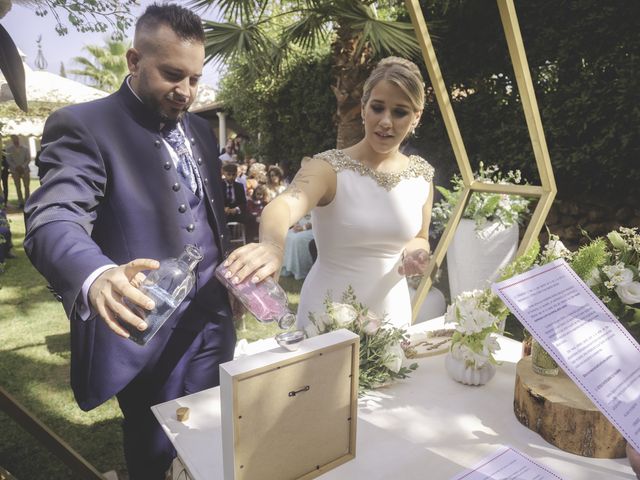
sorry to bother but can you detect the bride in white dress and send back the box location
[223,56,434,331]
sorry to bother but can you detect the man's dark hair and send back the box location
[222,163,239,176]
[136,3,205,43]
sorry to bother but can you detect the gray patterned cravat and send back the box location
[161,123,201,196]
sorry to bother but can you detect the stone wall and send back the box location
[544,194,640,250]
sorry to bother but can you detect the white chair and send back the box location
[226,222,246,249]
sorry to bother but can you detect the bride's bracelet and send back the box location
[263,240,284,255]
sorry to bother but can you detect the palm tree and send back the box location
[191,0,421,148]
[69,39,130,92]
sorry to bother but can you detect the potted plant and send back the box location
[432,163,531,298]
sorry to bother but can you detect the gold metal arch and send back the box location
[405,0,557,324]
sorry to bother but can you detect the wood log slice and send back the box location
[514,356,626,458]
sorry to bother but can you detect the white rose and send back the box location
[383,343,405,373]
[359,311,382,335]
[332,303,358,326]
[616,281,640,305]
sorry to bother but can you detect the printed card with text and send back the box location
[450,446,564,480]
[492,259,640,451]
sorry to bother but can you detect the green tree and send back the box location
[69,39,130,92]
[218,53,337,172]
[12,0,138,39]
[192,0,421,148]
[412,0,640,195]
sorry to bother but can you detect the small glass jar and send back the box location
[531,339,559,376]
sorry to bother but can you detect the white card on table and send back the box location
[492,258,640,451]
[450,446,563,480]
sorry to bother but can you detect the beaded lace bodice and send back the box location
[313,149,434,191]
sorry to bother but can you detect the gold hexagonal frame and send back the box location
[405,0,557,323]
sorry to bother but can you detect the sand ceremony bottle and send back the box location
[215,263,296,330]
[123,244,203,345]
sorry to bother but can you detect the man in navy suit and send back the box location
[24,4,235,479]
[222,162,247,223]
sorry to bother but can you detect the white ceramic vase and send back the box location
[447,218,519,299]
[445,351,496,386]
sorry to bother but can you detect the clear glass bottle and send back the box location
[215,263,295,330]
[122,244,203,345]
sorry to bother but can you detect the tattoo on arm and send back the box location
[284,171,313,200]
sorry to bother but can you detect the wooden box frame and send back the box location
[220,329,359,480]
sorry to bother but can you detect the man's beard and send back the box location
[137,76,191,122]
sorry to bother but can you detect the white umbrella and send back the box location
[0,61,108,104]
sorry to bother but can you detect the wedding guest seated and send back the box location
[246,162,267,198]
[222,163,247,224]
[236,162,248,192]
[266,165,286,201]
[246,184,269,242]
[280,215,315,280]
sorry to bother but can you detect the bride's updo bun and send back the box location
[361,56,425,112]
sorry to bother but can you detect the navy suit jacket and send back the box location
[24,80,232,410]
[223,180,247,218]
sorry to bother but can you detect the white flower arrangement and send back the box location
[431,162,531,239]
[308,287,417,393]
[564,227,640,339]
[445,289,503,368]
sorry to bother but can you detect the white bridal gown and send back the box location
[296,149,434,333]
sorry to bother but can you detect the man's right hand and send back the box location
[88,258,160,338]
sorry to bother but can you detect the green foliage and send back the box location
[69,39,130,92]
[570,238,607,281]
[198,0,420,78]
[30,0,138,40]
[498,240,540,283]
[414,0,640,195]
[218,53,337,170]
[431,163,531,237]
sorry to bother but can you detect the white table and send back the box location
[152,320,635,479]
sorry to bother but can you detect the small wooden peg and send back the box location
[176,407,190,422]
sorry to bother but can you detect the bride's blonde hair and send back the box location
[361,56,425,112]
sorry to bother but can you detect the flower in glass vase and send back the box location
[308,287,417,394]
[431,162,531,239]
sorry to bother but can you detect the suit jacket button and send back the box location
[191,137,196,143]
[164,161,172,170]
[172,183,181,192]
[154,140,162,148]
[178,204,187,213]
[220,234,225,240]
[197,158,202,165]
[186,224,195,232]
[204,178,209,185]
